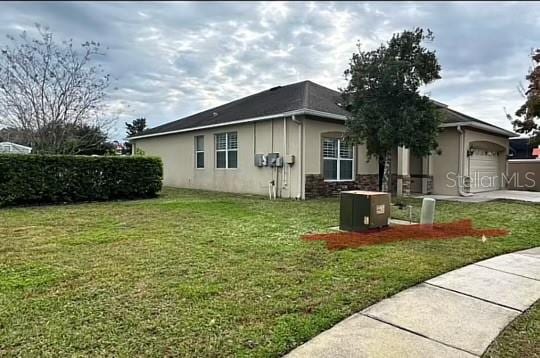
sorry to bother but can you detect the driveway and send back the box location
[415,190,540,203]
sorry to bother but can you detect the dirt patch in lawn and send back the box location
[302,219,508,250]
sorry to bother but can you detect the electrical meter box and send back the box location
[267,152,280,167]
[284,154,295,165]
[339,191,390,232]
[254,153,266,167]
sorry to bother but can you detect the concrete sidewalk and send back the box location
[285,247,540,358]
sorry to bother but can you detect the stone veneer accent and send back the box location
[426,175,433,193]
[398,174,411,196]
[410,174,434,194]
[305,174,379,198]
[390,174,411,196]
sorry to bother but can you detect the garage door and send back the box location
[469,150,500,193]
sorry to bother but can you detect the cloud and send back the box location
[0,1,538,139]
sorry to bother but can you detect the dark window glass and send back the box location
[323,159,337,180]
[196,152,204,168]
[340,160,353,180]
[217,151,226,168]
[195,136,205,168]
[228,151,237,168]
[216,132,237,168]
[322,137,354,181]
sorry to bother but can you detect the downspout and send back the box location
[457,125,473,197]
[292,115,303,199]
[283,116,288,197]
[253,122,257,158]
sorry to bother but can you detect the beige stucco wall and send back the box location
[133,117,303,198]
[303,118,379,176]
[432,128,460,195]
[134,115,510,198]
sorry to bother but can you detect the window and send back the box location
[195,136,204,168]
[323,137,354,181]
[215,132,238,168]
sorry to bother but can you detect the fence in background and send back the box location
[507,159,540,192]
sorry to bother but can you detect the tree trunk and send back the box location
[381,152,391,192]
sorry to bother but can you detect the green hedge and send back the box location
[0,155,163,206]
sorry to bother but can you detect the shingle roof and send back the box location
[134,80,515,138]
[137,80,348,137]
[439,106,485,124]
[437,106,515,136]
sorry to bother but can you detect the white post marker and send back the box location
[420,198,436,225]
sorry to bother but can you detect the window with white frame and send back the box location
[195,135,204,168]
[323,137,354,181]
[215,132,238,168]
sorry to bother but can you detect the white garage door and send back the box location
[469,150,500,193]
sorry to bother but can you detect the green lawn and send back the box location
[483,300,539,358]
[0,188,538,357]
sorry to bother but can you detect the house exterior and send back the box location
[130,81,515,199]
[0,142,32,154]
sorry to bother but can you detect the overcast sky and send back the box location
[1,1,538,139]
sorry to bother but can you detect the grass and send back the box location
[484,301,539,358]
[0,187,538,357]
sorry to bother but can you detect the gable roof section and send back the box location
[132,80,348,139]
[438,107,515,137]
[131,80,515,139]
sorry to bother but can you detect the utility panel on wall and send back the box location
[255,153,289,167]
[284,154,295,165]
[267,152,281,167]
[254,153,266,167]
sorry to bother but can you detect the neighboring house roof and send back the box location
[509,137,535,159]
[130,80,515,139]
[0,142,32,154]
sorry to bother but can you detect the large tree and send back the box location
[0,24,112,153]
[124,117,147,154]
[61,124,114,155]
[512,48,540,146]
[342,28,442,192]
[126,117,147,137]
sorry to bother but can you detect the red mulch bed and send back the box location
[301,219,508,250]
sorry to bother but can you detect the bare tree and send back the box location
[0,24,112,153]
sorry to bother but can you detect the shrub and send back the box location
[0,155,162,206]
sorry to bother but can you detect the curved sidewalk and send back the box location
[286,247,540,358]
